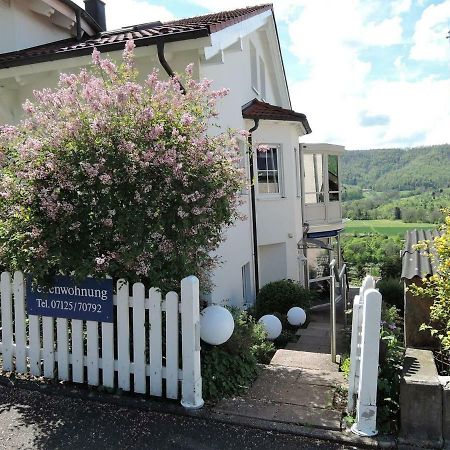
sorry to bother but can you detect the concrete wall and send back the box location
[400,348,450,448]
[404,278,438,349]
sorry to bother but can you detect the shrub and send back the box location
[0,41,245,291]
[201,309,275,401]
[410,210,450,352]
[377,277,404,312]
[255,279,312,318]
[379,256,402,280]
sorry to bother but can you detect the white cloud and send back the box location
[72,0,177,30]
[390,0,412,15]
[293,76,450,149]
[286,0,449,149]
[186,0,300,22]
[410,0,450,61]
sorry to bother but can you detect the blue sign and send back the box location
[27,276,113,323]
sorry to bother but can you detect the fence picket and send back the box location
[132,283,146,394]
[29,315,41,376]
[117,280,130,391]
[42,317,55,378]
[165,291,179,399]
[13,272,27,373]
[56,318,69,380]
[1,272,14,371]
[149,288,162,396]
[87,321,99,385]
[101,322,114,388]
[71,319,84,383]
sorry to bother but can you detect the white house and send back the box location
[0,1,345,307]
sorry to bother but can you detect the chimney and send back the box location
[84,0,106,31]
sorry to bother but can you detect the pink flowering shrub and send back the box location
[0,41,245,290]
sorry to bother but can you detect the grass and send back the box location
[344,219,437,235]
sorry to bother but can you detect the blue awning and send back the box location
[306,230,342,239]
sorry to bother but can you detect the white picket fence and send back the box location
[347,275,382,437]
[0,271,203,409]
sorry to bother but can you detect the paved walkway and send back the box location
[214,309,347,431]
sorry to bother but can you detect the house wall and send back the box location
[250,122,304,286]
[0,15,302,307]
[0,0,73,53]
[201,32,305,295]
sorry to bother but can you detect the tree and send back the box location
[0,41,245,291]
[410,209,450,351]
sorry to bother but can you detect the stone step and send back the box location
[286,342,331,355]
[270,349,340,372]
[214,397,342,430]
[296,327,330,338]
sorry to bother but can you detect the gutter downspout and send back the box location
[157,42,186,94]
[248,119,260,294]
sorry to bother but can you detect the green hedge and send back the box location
[254,279,312,318]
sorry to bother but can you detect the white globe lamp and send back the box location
[258,314,282,340]
[200,305,234,345]
[287,307,307,326]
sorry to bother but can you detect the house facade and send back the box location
[0,1,345,307]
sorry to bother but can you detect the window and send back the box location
[304,154,324,203]
[259,56,266,100]
[257,146,281,194]
[328,155,340,201]
[250,42,258,92]
[241,262,252,303]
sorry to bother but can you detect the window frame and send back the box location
[255,143,284,198]
[303,153,341,205]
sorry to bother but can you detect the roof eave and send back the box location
[0,28,210,70]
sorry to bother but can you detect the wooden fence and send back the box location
[347,275,382,437]
[0,271,203,409]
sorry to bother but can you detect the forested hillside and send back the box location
[341,144,450,191]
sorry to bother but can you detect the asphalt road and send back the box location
[0,385,362,450]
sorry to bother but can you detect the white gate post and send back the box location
[180,276,204,409]
[347,293,361,413]
[351,288,382,437]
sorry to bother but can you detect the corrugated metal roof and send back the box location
[401,229,442,280]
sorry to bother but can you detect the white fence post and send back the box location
[180,276,204,409]
[1,272,13,372]
[347,292,361,413]
[351,287,382,437]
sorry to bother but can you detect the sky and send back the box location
[75,0,450,150]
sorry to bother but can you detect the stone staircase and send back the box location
[214,308,347,430]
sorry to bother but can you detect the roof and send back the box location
[0,4,273,69]
[401,229,442,280]
[242,98,312,133]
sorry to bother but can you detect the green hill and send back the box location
[341,144,450,191]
